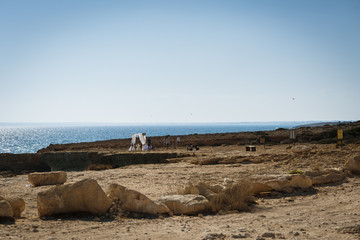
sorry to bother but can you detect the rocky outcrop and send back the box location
[107,183,171,215]
[0,200,13,218]
[0,153,50,174]
[345,153,360,174]
[42,152,96,171]
[158,194,209,215]
[304,169,346,185]
[28,171,67,187]
[37,179,111,217]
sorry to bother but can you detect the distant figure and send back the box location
[136,143,141,151]
[176,136,180,146]
[164,136,169,147]
[147,138,152,150]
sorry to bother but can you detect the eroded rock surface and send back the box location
[28,171,67,187]
[158,194,209,215]
[107,183,171,215]
[37,179,111,217]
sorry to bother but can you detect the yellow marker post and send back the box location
[260,138,265,149]
[337,129,343,140]
[337,129,343,148]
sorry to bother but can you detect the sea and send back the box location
[0,122,309,154]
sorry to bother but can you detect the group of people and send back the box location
[129,134,182,151]
[164,136,180,149]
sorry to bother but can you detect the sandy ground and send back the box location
[1,144,360,239]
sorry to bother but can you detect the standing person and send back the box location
[147,138,152,150]
[176,136,180,147]
[164,136,169,147]
[173,138,177,149]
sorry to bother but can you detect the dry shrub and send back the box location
[86,164,113,171]
[219,181,254,211]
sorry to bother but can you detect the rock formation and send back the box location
[37,179,111,217]
[107,183,171,215]
[158,194,209,215]
[252,174,312,193]
[28,171,67,187]
[0,200,13,218]
[0,196,25,218]
[305,168,346,185]
[345,153,360,174]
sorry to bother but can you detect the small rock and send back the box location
[262,232,275,238]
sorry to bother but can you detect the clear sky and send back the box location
[1,0,359,123]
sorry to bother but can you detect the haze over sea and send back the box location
[0,122,313,154]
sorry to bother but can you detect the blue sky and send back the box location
[1,0,359,123]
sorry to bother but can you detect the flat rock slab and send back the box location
[251,174,312,193]
[158,194,209,215]
[28,171,67,187]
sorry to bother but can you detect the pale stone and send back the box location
[345,154,360,174]
[305,169,346,185]
[252,174,312,192]
[107,183,171,215]
[5,198,25,217]
[28,171,67,187]
[158,194,209,215]
[291,145,311,154]
[37,179,111,217]
[0,196,25,218]
[0,200,13,218]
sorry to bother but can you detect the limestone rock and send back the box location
[0,200,13,218]
[107,183,170,215]
[291,145,311,154]
[305,169,346,185]
[37,179,111,217]
[158,194,209,215]
[28,171,67,187]
[345,153,360,174]
[5,198,25,217]
[0,196,25,218]
[250,182,273,195]
[183,182,219,201]
[252,174,312,192]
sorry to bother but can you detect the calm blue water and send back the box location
[0,123,301,153]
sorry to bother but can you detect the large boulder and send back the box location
[37,179,111,217]
[305,169,346,185]
[0,200,13,218]
[345,153,360,174]
[252,174,312,192]
[158,194,209,215]
[106,183,170,215]
[28,171,67,187]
